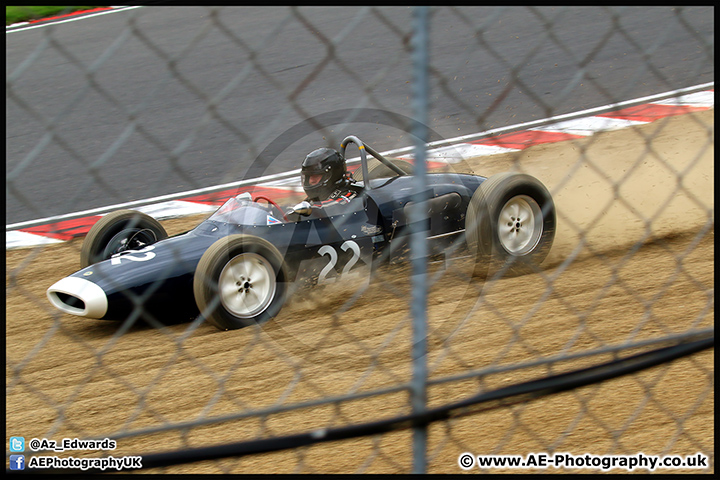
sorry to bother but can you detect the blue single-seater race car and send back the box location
[47,136,556,330]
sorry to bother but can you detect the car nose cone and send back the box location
[46,277,108,318]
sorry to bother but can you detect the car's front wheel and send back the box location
[193,235,288,330]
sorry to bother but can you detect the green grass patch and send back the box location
[6,6,105,26]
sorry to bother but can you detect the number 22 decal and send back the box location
[318,240,361,284]
[111,245,156,265]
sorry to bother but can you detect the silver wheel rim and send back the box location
[219,253,276,318]
[498,195,543,255]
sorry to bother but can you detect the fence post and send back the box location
[409,5,430,475]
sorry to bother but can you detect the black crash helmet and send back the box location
[301,148,348,201]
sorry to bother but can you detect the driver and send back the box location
[299,147,361,208]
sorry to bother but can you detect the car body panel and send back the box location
[47,172,487,322]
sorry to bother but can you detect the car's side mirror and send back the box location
[291,201,313,216]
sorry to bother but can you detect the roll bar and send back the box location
[340,135,408,190]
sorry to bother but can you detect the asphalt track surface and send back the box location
[5,6,714,225]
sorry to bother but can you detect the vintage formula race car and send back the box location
[47,136,556,330]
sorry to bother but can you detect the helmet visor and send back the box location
[306,173,324,186]
[302,170,328,188]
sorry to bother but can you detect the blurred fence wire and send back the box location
[6,6,714,474]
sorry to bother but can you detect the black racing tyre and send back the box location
[465,172,556,276]
[353,158,414,182]
[80,210,168,268]
[193,234,288,330]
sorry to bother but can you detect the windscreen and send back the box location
[207,194,274,225]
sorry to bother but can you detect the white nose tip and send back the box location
[47,277,108,318]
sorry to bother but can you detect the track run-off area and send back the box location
[6,102,713,472]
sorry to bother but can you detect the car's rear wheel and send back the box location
[80,210,168,268]
[465,172,555,276]
[193,234,288,330]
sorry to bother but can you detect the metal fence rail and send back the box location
[6,6,714,474]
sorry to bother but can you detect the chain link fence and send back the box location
[6,6,713,473]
